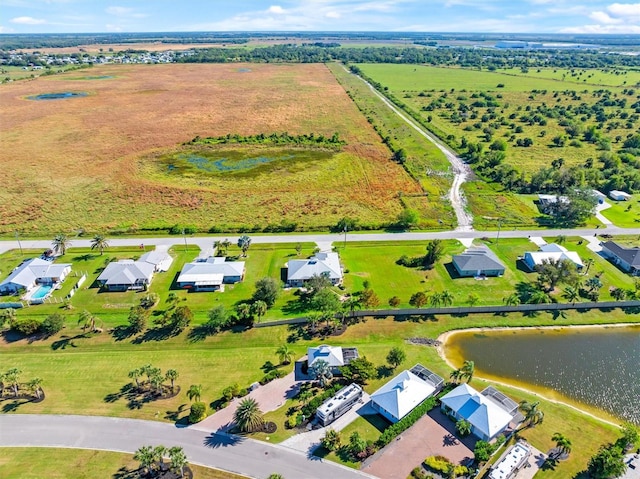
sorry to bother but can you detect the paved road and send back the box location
[0,414,375,479]
[343,65,474,231]
[2,226,639,255]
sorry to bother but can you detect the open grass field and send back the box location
[0,62,421,237]
[357,63,639,175]
[499,67,640,88]
[0,447,248,479]
[601,199,640,227]
[2,309,636,478]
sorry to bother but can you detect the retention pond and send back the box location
[444,325,640,425]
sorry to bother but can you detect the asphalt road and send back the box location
[0,414,375,479]
[2,226,639,255]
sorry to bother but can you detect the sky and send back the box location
[1,0,640,35]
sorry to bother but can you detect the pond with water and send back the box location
[444,326,640,424]
[27,91,88,101]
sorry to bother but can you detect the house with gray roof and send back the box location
[0,258,71,295]
[452,246,506,277]
[601,241,640,276]
[96,260,155,291]
[286,252,342,287]
[139,250,173,272]
[176,257,245,291]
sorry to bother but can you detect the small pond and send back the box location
[445,326,640,424]
[27,91,88,101]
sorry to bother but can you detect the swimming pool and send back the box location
[31,284,53,300]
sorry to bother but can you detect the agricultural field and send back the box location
[0,62,421,237]
[357,63,640,187]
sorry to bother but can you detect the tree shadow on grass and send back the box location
[110,325,135,342]
[286,324,312,343]
[1,398,33,413]
[112,466,140,479]
[104,383,168,410]
[132,326,180,344]
[541,456,559,471]
[51,333,91,350]
[187,325,212,343]
[376,365,394,379]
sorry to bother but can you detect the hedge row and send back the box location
[376,396,437,448]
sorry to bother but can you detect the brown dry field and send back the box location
[19,42,232,54]
[0,62,420,236]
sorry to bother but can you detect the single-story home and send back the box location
[286,252,342,287]
[600,240,640,276]
[537,194,569,214]
[523,243,583,271]
[96,260,155,292]
[176,257,245,291]
[0,258,71,295]
[609,190,632,201]
[440,383,517,442]
[370,364,444,423]
[307,344,359,375]
[452,246,506,277]
[139,250,174,272]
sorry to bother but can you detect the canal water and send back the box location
[444,325,640,425]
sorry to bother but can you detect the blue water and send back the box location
[32,285,53,299]
[27,92,88,101]
[179,153,294,173]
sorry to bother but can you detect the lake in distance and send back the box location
[444,325,640,425]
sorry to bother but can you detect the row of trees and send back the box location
[128,364,179,396]
[0,368,43,400]
[190,132,345,150]
[133,445,188,478]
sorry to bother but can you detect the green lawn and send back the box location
[0,447,248,479]
[600,199,640,227]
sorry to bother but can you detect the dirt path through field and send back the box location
[342,65,474,231]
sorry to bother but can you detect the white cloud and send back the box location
[105,6,147,18]
[589,11,622,23]
[267,5,286,14]
[325,11,341,18]
[10,16,46,25]
[607,2,640,17]
[567,2,640,33]
[561,23,640,33]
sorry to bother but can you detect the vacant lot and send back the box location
[0,63,420,236]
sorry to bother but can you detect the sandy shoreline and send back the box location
[436,322,640,428]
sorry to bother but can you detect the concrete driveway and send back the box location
[362,409,474,479]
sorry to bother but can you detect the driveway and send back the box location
[0,414,375,479]
[193,371,299,433]
[362,409,474,479]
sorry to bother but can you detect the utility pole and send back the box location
[343,225,348,250]
[182,229,187,252]
[496,219,503,245]
[15,230,23,256]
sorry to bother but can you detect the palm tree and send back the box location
[128,368,142,390]
[165,369,179,393]
[456,419,472,437]
[235,302,252,322]
[459,360,475,383]
[584,258,595,275]
[52,233,71,256]
[134,445,155,476]
[90,234,109,255]
[440,290,454,307]
[27,377,43,399]
[467,293,480,307]
[5,368,21,397]
[551,432,572,458]
[150,370,164,395]
[251,300,267,323]
[233,397,264,432]
[519,400,544,427]
[309,359,333,388]
[222,238,232,256]
[0,372,5,397]
[503,293,521,306]
[276,344,293,365]
[429,292,442,307]
[186,384,202,403]
[562,286,580,305]
[342,296,361,323]
[449,368,463,384]
[585,276,603,293]
[555,235,567,245]
[169,446,188,478]
[529,289,551,304]
[153,445,167,471]
[237,235,252,257]
[78,310,97,332]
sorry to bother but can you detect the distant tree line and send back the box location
[188,132,345,149]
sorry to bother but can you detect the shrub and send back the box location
[139,293,159,309]
[128,306,149,333]
[41,313,65,335]
[9,317,41,336]
[424,456,451,475]
[222,383,241,401]
[260,369,285,385]
[189,402,207,423]
[300,384,342,418]
[377,397,437,448]
[474,440,496,462]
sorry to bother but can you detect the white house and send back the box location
[96,260,155,292]
[286,252,342,287]
[370,365,443,423]
[592,190,607,204]
[609,190,632,201]
[0,258,71,295]
[440,383,516,442]
[523,243,583,271]
[307,344,359,375]
[139,250,174,272]
[176,257,245,291]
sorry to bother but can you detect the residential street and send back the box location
[0,414,375,479]
[1,226,639,255]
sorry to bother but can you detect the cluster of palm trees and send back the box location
[51,233,110,256]
[519,400,544,428]
[450,360,475,384]
[0,368,43,400]
[128,365,179,396]
[213,238,232,257]
[133,445,188,478]
[409,290,455,308]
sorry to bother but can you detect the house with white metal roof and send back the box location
[370,365,443,423]
[176,257,245,291]
[286,252,342,287]
[139,250,174,272]
[0,258,71,295]
[96,260,155,292]
[523,243,583,271]
[440,383,515,442]
[307,344,359,375]
[609,190,632,201]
